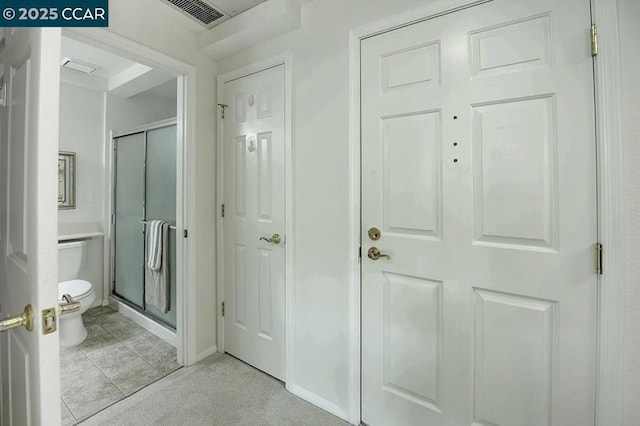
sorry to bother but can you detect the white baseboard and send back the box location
[286,383,351,424]
[109,297,177,347]
[195,345,218,363]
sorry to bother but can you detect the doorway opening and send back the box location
[57,32,191,423]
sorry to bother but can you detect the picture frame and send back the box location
[58,152,76,210]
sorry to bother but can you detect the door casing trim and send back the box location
[63,28,198,367]
[216,51,294,384]
[347,0,623,424]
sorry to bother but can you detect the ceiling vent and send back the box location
[162,0,226,27]
[61,58,98,75]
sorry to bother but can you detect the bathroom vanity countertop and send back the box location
[58,231,104,241]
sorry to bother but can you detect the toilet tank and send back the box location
[58,240,87,282]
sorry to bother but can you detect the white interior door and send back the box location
[223,65,285,380]
[361,0,597,424]
[0,28,62,425]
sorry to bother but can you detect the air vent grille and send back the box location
[165,0,224,25]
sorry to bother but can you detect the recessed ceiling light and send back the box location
[61,57,98,75]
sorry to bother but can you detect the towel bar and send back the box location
[138,220,176,230]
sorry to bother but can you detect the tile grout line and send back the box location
[76,314,128,396]
[80,308,178,396]
[63,309,130,422]
[64,352,125,422]
[101,315,180,375]
[94,310,168,376]
[82,311,154,396]
[61,350,106,422]
[61,396,78,425]
[63,307,181,422]
[76,365,185,425]
[82,347,127,397]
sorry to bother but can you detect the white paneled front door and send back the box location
[223,65,285,380]
[0,28,62,424]
[361,0,597,424]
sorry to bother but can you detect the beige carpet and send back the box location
[79,353,348,426]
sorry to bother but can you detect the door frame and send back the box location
[216,52,294,383]
[62,28,198,366]
[347,0,624,424]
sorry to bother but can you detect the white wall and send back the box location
[106,0,218,359]
[215,0,440,418]
[58,82,106,306]
[216,0,640,421]
[58,83,105,226]
[106,91,176,135]
[619,0,640,423]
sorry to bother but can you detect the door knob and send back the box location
[260,233,281,244]
[368,247,391,260]
[0,304,34,332]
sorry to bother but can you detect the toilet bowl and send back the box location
[58,240,97,346]
[58,279,96,347]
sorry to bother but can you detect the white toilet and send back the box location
[58,240,96,347]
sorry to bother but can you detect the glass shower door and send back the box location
[112,124,177,329]
[144,125,177,326]
[113,132,145,308]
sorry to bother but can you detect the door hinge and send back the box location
[221,204,225,218]
[359,246,362,259]
[217,103,229,119]
[595,243,603,275]
[183,229,188,238]
[111,214,115,225]
[221,301,225,317]
[591,24,598,57]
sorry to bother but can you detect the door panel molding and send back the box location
[348,0,623,424]
[216,50,294,381]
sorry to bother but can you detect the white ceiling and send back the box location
[152,0,315,33]
[61,37,138,80]
[61,36,176,101]
[211,0,268,16]
[153,0,267,33]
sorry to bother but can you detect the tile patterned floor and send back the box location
[60,306,181,425]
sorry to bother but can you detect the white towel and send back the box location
[145,221,171,313]
[146,220,163,271]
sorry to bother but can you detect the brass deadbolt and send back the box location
[368,227,381,241]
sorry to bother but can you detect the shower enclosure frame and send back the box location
[111,118,178,331]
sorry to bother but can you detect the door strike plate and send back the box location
[42,307,57,335]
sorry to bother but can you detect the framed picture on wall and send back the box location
[58,152,76,210]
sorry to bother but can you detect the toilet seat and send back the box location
[58,279,93,300]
